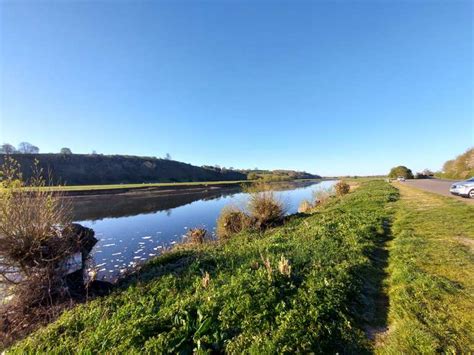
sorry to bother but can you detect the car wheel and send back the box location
[469,189,474,199]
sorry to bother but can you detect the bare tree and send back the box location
[0,143,16,154]
[17,142,39,154]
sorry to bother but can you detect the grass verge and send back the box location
[7,181,398,353]
[378,184,474,353]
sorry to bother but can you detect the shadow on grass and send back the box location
[359,217,392,343]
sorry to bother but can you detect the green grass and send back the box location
[378,184,474,353]
[40,180,249,192]
[28,178,325,192]
[8,181,398,353]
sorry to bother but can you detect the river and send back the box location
[70,180,336,280]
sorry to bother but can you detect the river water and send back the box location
[71,180,336,280]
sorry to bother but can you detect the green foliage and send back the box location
[388,166,414,179]
[59,147,72,155]
[10,181,399,353]
[244,170,321,182]
[0,154,247,186]
[247,172,259,180]
[436,147,474,180]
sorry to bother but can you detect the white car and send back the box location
[450,177,474,198]
[397,176,406,182]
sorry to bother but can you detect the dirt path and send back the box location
[402,179,474,204]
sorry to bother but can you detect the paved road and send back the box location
[403,179,474,204]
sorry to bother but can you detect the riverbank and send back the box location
[7,180,473,352]
[37,178,326,196]
[7,180,398,352]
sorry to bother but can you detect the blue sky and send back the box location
[0,0,472,176]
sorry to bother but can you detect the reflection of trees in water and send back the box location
[68,180,323,222]
[69,187,243,221]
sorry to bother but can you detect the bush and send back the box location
[388,166,414,179]
[0,157,79,346]
[216,206,250,239]
[184,228,210,245]
[334,181,350,197]
[312,188,334,206]
[298,200,313,213]
[437,147,474,179]
[247,191,285,229]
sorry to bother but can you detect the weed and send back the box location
[216,206,250,239]
[184,228,210,245]
[247,191,285,229]
[334,180,350,197]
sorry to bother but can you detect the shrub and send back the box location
[0,157,79,345]
[388,166,414,179]
[437,147,474,179]
[298,200,313,213]
[334,181,350,197]
[184,228,210,245]
[216,206,250,239]
[312,188,334,206]
[247,191,285,229]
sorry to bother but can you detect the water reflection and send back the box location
[71,180,335,280]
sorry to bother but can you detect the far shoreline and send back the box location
[47,178,330,197]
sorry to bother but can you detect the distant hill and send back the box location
[0,154,247,185]
[239,169,321,181]
[437,148,474,180]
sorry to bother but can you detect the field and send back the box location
[6,180,474,353]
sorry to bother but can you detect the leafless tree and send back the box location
[0,144,16,154]
[17,142,39,154]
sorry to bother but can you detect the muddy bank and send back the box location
[58,182,244,197]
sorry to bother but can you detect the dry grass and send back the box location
[216,206,250,239]
[247,191,286,229]
[298,200,313,213]
[334,181,350,197]
[312,187,334,206]
[0,157,78,349]
[184,228,211,245]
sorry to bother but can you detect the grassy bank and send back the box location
[40,180,249,192]
[378,184,474,352]
[8,181,398,353]
[30,178,326,193]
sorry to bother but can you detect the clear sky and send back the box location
[0,0,472,176]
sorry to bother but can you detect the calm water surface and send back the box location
[73,180,336,280]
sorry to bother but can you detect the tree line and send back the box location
[0,143,175,161]
[0,142,40,154]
